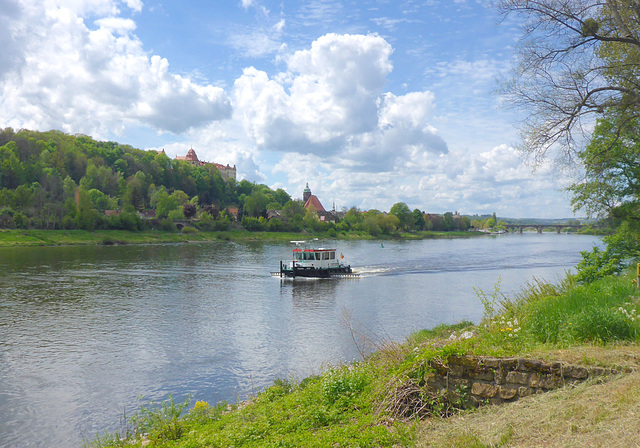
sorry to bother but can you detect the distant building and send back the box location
[175,148,236,181]
[302,183,336,222]
[226,206,239,221]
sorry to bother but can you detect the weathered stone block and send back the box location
[529,372,541,388]
[518,386,534,397]
[550,362,563,375]
[518,358,549,373]
[589,367,605,377]
[449,377,470,389]
[470,370,495,382]
[428,360,448,376]
[480,357,500,369]
[539,374,563,389]
[426,373,446,391]
[494,369,508,385]
[472,382,497,398]
[499,386,518,400]
[449,365,465,377]
[500,358,518,371]
[506,371,530,385]
[563,365,588,379]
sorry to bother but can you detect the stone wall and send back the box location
[426,355,619,407]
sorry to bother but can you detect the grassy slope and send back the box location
[89,270,640,448]
[418,344,640,448]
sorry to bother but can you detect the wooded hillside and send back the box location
[0,128,290,230]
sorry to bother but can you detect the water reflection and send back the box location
[0,235,601,447]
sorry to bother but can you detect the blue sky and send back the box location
[0,0,579,218]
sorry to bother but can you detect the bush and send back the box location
[267,218,283,232]
[241,216,266,231]
[181,226,198,234]
[13,211,27,229]
[575,246,623,284]
[62,215,77,229]
[321,367,368,405]
[160,218,177,232]
[119,211,144,231]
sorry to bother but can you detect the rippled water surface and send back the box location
[0,234,601,447]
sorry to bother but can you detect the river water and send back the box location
[0,234,600,447]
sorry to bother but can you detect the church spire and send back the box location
[303,182,312,203]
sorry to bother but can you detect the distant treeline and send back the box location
[0,128,481,235]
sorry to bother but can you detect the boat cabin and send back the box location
[291,247,341,269]
[273,240,355,278]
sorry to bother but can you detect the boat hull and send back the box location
[272,265,356,278]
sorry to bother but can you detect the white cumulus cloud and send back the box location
[0,0,231,138]
[233,32,445,173]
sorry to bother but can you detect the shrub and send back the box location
[321,367,368,405]
[575,246,623,284]
[13,211,27,229]
[241,216,265,231]
[160,218,177,232]
[181,226,198,234]
[267,218,283,232]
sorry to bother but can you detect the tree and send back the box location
[343,207,364,230]
[273,188,292,206]
[443,212,455,231]
[412,209,426,230]
[281,200,305,222]
[569,113,640,220]
[244,190,269,217]
[170,190,189,207]
[389,202,413,230]
[156,192,178,219]
[183,203,197,219]
[88,188,110,212]
[496,0,640,164]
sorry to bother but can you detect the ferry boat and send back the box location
[272,241,359,278]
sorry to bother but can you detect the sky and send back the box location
[0,0,581,218]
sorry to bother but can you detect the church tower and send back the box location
[303,183,312,203]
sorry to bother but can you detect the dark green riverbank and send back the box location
[0,228,484,247]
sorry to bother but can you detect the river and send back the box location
[0,233,600,447]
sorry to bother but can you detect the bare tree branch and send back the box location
[495,0,640,166]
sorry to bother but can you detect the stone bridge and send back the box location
[504,224,588,234]
[173,219,198,230]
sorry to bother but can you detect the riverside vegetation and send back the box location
[88,266,640,448]
[1,128,588,240]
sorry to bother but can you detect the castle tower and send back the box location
[303,183,312,203]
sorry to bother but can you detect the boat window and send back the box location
[329,252,335,260]
[294,252,302,260]
[304,252,314,260]
[322,252,329,260]
[315,253,320,260]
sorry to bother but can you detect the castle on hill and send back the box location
[175,148,236,181]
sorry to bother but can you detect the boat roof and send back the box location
[290,239,336,251]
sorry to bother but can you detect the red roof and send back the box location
[304,195,326,212]
[176,148,199,162]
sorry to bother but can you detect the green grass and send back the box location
[87,270,640,448]
[0,228,486,247]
